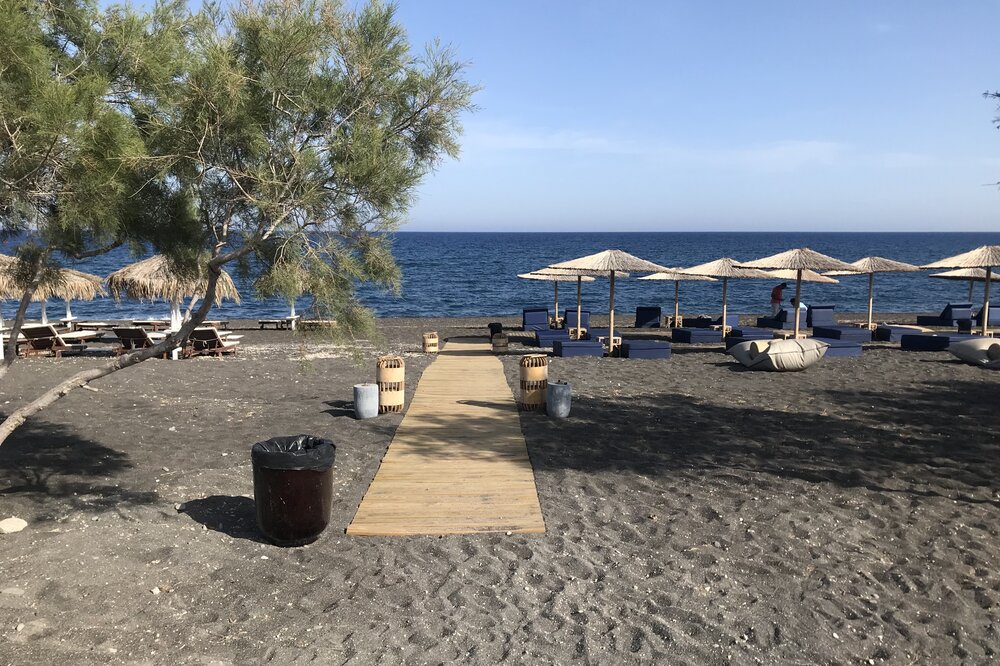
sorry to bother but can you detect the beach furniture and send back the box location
[187,327,242,357]
[728,338,829,371]
[112,327,169,356]
[755,309,795,330]
[534,329,570,348]
[873,324,931,342]
[634,306,662,328]
[132,318,171,331]
[810,337,863,357]
[621,340,672,359]
[957,306,1000,333]
[671,328,722,344]
[915,303,972,327]
[563,308,591,331]
[805,304,836,328]
[258,317,298,330]
[811,326,872,343]
[74,321,112,331]
[20,324,91,358]
[899,332,985,352]
[686,313,739,329]
[949,338,1000,368]
[724,327,774,349]
[488,322,504,337]
[299,319,338,330]
[522,307,550,332]
[553,340,604,357]
[202,319,230,330]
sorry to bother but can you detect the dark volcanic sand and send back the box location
[1,315,999,664]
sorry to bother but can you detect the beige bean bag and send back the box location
[949,338,1000,369]
[729,338,829,371]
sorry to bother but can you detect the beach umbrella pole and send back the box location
[674,281,680,327]
[64,301,73,322]
[720,277,729,335]
[576,277,582,340]
[608,270,616,352]
[793,270,803,338]
[866,272,874,329]
[983,267,992,336]
[554,282,559,325]
[969,280,975,302]
[40,298,48,326]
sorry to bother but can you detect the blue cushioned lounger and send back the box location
[900,332,985,351]
[634,307,662,328]
[563,309,591,331]
[811,326,872,342]
[686,314,739,329]
[811,337,863,357]
[585,327,620,340]
[535,329,570,348]
[915,303,972,327]
[621,340,672,359]
[671,328,722,343]
[553,340,604,357]
[724,328,773,349]
[756,309,795,330]
[522,307,550,331]
[874,325,926,342]
[805,305,837,328]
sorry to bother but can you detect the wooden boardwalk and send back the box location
[347,338,546,536]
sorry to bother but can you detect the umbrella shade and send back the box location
[0,253,105,325]
[738,248,856,336]
[639,270,716,326]
[679,258,775,334]
[922,245,1000,335]
[930,268,1000,303]
[765,269,840,285]
[546,250,672,349]
[518,271,595,325]
[824,256,921,328]
[107,255,240,304]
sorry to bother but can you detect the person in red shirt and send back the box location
[770,282,788,315]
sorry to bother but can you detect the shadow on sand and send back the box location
[182,495,267,543]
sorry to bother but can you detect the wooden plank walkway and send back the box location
[347,338,546,536]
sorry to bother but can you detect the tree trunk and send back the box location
[0,264,226,447]
[0,276,43,380]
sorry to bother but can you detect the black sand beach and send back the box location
[1,315,999,664]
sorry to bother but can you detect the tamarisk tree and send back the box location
[0,0,474,445]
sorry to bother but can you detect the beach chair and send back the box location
[112,327,170,357]
[621,340,672,359]
[132,319,171,331]
[805,305,837,328]
[553,340,604,357]
[563,309,591,332]
[634,306,662,328]
[916,303,972,327]
[20,324,89,358]
[957,306,1000,333]
[187,327,242,357]
[534,329,570,349]
[687,313,739,329]
[522,307,550,332]
[755,309,795,330]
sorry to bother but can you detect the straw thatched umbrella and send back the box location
[546,249,671,349]
[923,246,1000,336]
[738,248,856,338]
[679,258,775,333]
[0,254,105,326]
[107,255,240,330]
[517,270,595,328]
[638,269,717,327]
[824,256,921,329]
[929,268,1000,302]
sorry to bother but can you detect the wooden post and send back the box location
[969,279,975,302]
[608,270,616,351]
[983,266,992,337]
[720,277,729,335]
[793,270,803,338]
[553,282,559,323]
[866,272,875,329]
[576,276,582,340]
[40,298,48,325]
[674,281,680,327]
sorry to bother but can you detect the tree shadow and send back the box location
[323,400,355,418]
[0,419,159,519]
[182,495,266,543]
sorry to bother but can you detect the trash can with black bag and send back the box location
[251,435,336,546]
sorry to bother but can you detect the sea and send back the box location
[3,232,1000,322]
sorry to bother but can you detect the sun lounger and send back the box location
[724,327,774,349]
[621,340,672,359]
[259,318,293,330]
[756,309,795,330]
[957,306,1000,333]
[634,307,662,328]
[805,305,837,328]
[900,332,986,351]
[553,340,604,357]
[811,326,872,342]
[671,328,722,344]
[686,314,739,329]
[132,319,171,331]
[810,337,863,357]
[299,319,338,330]
[113,327,173,358]
[534,329,570,348]
[873,324,930,342]
[916,303,972,327]
[522,307,550,332]
[563,309,591,331]
[75,321,112,331]
[188,327,241,357]
[20,324,89,358]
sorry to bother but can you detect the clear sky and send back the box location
[389,1,1000,231]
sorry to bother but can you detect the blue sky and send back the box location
[390,1,1000,231]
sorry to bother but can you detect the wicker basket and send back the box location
[422,332,439,353]
[518,355,549,411]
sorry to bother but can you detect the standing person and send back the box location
[770,282,788,315]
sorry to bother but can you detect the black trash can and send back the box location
[251,435,336,547]
[488,322,504,337]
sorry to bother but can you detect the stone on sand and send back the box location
[0,517,27,534]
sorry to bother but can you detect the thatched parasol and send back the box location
[0,253,105,325]
[517,270,595,328]
[738,248,856,337]
[929,268,1000,302]
[107,255,240,330]
[922,246,1000,335]
[679,258,774,334]
[824,256,921,328]
[546,250,671,349]
[638,269,716,327]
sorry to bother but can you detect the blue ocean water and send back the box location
[3,232,1000,321]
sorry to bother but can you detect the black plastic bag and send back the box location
[251,435,336,471]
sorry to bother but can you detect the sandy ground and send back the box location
[1,314,999,664]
